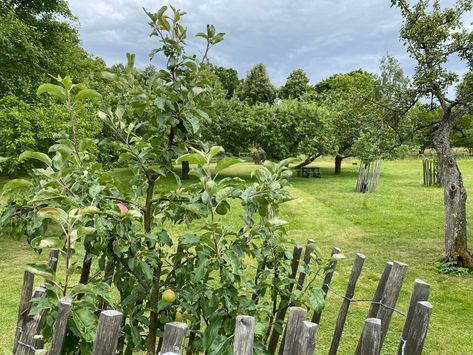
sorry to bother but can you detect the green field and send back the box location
[1,159,473,354]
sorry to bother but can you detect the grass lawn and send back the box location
[1,159,473,353]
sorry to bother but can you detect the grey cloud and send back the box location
[68,0,464,86]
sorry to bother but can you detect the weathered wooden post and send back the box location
[355,261,393,355]
[328,253,365,355]
[281,307,307,355]
[404,301,433,355]
[233,316,255,355]
[298,321,318,355]
[267,246,303,354]
[13,271,35,354]
[48,297,72,355]
[376,261,408,350]
[312,247,341,324]
[360,318,381,355]
[159,322,187,354]
[397,279,430,355]
[16,287,47,355]
[91,310,123,355]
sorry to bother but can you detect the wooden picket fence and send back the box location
[355,160,382,193]
[422,159,441,186]
[13,244,433,354]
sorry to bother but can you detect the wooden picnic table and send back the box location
[296,166,321,178]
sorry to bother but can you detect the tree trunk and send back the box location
[334,155,343,175]
[433,121,473,269]
[181,161,190,180]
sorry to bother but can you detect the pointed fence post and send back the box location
[355,261,393,355]
[299,321,318,355]
[48,297,72,355]
[92,310,123,355]
[397,279,430,355]
[13,271,35,354]
[233,316,255,355]
[312,247,341,324]
[16,287,47,355]
[160,322,187,355]
[328,253,365,355]
[403,301,433,355]
[360,318,381,355]
[376,262,408,350]
[281,307,307,355]
[267,246,303,354]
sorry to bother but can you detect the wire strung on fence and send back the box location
[325,284,407,317]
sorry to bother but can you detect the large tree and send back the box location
[209,64,240,99]
[238,63,276,104]
[279,69,312,99]
[0,0,104,100]
[391,0,473,267]
[314,70,384,174]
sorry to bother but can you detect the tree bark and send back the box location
[433,120,473,268]
[181,161,190,180]
[334,155,344,175]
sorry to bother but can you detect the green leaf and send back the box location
[0,157,9,164]
[101,71,117,80]
[176,153,206,166]
[307,287,325,313]
[79,206,101,216]
[2,179,33,192]
[71,282,113,306]
[209,146,224,158]
[71,307,97,343]
[37,84,67,102]
[19,151,52,167]
[215,157,242,174]
[38,207,67,224]
[74,89,102,102]
[38,237,63,249]
[179,233,200,248]
[25,263,54,278]
[216,187,234,203]
[155,97,166,110]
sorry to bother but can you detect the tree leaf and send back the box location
[215,157,242,174]
[37,84,66,102]
[19,151,52,167]
[0,157,10,164]
[74,89,102,102]
[176,153,206,166]
[2,179,33,192]
[179,233,200,248]
[209,146,224,158]
[25,263,54,278]
[307,287,325,313]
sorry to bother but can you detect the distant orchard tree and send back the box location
[279,69,311,99]
[209,64,240,99]
[238,63,276,104]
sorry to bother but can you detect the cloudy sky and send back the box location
[69,0,464,86]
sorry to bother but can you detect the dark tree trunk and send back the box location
[433,120,473,268]
[334,155,343,175]
[181,161,190,180]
